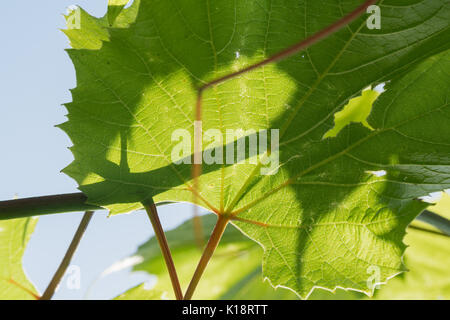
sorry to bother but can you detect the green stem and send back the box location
[40,211,94,300]
[184,216,229,300]
[143,200,183,300]
[0,193,100,220]
[417,210,450,236]
[0,193,170,220]
[408,224,449,238]
[192,207,205,249]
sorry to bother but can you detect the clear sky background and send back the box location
[0,1,196,299]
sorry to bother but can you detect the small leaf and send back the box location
[0,218,39,300]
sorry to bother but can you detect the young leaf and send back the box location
[61,0,450,297]
[0,218,39,300]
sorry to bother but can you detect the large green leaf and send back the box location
[61,0,450,298]
[0,218,39,300]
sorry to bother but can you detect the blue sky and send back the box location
[0,1,196,299]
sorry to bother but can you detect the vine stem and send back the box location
[0,193,100,220]
[142,201,183,300]
[192,210,205,249]
[0,193,172,220]
[2,193,447,235]
[416,210,450,236]
[409,224,450,238]
[40,211,94,300]
[184,216,229,300]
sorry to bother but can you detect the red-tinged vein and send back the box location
[221,0,379,214]
[2,278,40,300]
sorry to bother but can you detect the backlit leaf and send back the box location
[0,218,39,300]
[61,0,450,297]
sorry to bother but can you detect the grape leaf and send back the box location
[61,0,450,298]
[0,217,39,300]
